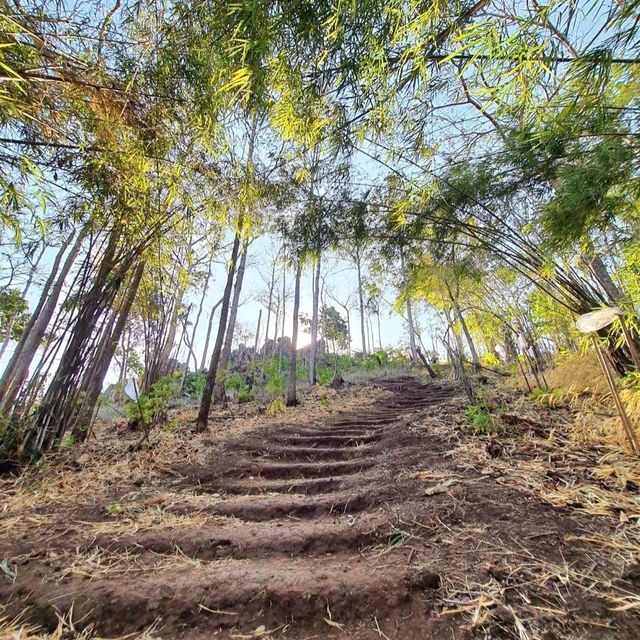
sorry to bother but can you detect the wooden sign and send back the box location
[575,307,623,334]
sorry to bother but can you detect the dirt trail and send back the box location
[2,376,639,639]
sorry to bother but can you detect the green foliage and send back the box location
[541,138,635,249]
[266,373,286,396]
[464,399,497,435]
[481,352,501,368]
[126,373,180,425]
[0,289,30,341]
[105,503,123,516]
[224,371,247,393]
[223,370,255,403]
[184,371,206,398]
[238,389,255,403]
[530,387,566,408]
[58,433,75,449]
[267,397,286,416]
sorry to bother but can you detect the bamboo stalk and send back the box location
[591,336,639,454]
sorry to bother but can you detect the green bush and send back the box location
[267,397,286,416]
[184,371,206,397]
[238,389,255,403]
[266,373,285,396]
[126,373,180,425]
[224,371,246,392]
[464,399,496,435]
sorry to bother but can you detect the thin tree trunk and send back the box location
[20,230,121,454]
[189,253,213,372]
[200,296,223,370]
[196,230,242,431]
[309,255,321,385]
[583,251,623,303]
[445,307,466,359]
[278,268,286,373]
[254,308,262,355]
[213,239,249,404]
[262,262,275,356]
[452,298,480,372]
[406,298,418,364]
[356,251,367,357]
[286,260,302,407]
[71,261,145,438]
[0,228,84,413]
[155,286,186,384]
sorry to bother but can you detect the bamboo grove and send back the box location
[0,0,639,460]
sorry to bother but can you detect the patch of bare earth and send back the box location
[1,376,639,639]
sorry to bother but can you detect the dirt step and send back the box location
[23,555,413,637]
[220,475,356,495]
[282,426,382,438]
[251,459,376,479]
[204,487,385,520]
[327,417,395,427]
[95,515,391,560]
[240,444,377,461]
[276,433,381,446]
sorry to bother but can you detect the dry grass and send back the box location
[0,609,160,640]
[543,352,609,396]
[405,380,640,639]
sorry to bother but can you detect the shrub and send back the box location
[267,397,286,416]
[266,373,286,396]
[184,371,206,397]
[238,389,255,403]
[464,399,497,435]
[224,371,246,393]
[126,373,180,425]
[530,386,567,408]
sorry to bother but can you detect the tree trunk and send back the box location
[278,268,286,373]
[309,255,321,385]
[254,308,262,355]
[19,230,121,454]
[213,239,249,404]
[356,251,367,357]
[453,300,480,372]
[406,298,418,364]
[445,280,480,373]
[71,261,145,438]
[153,286,186,386]
[0,228,84,414]
[200,296,223,370]
[286,261,302,407]
[189,253,213,372]
[582,251,623,303]
[196,230,242,431]
[262,262,275,356]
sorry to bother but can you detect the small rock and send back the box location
[622,562,640,582]
[408,568,441,590]
[488,566,509,582]
[493,605,514,624]
[486,441,503,458]
[75,453,91,466]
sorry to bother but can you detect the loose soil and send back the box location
[2,375,639,639]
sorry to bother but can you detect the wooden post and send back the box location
[592,336,639,454]
[516,356,532,394]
